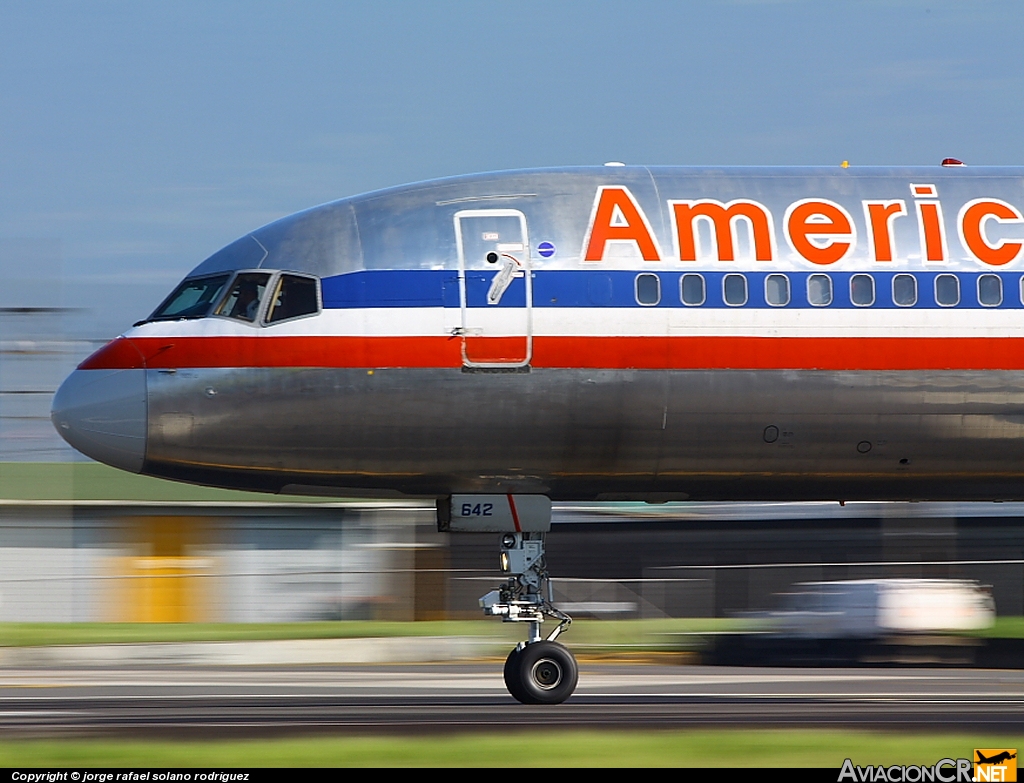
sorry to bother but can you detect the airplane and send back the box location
[977,752,1017,765]
[51,161,1024,703]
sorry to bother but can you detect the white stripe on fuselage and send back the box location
[127,307,1024,341]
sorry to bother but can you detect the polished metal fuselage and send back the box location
[141,366,1024,501]
[55,166,1024,501]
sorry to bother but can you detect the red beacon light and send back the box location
[941,157,965,167]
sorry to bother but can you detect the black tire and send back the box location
[503,646,528,703]
[510,641,578,705]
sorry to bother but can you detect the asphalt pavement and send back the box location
[1,664,1022,736]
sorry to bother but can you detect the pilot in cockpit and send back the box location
[230,279,261,321]
[214,273,270,323]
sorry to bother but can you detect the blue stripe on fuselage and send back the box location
[319,269,1024,309]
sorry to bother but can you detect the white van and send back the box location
[767,579,995,639]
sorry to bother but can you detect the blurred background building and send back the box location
[3,481,1024,624]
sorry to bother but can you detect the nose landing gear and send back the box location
[480,531,576,704]
[438,494,577,704]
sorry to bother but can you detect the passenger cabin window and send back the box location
[681,274,705,306]
[851,274,874,306]
[807,274,832,306]
[215,273,271,322]
[723,274,747,306]
[635,273,660,305]
[935,274,959,306]
[150,274,231,320]
[979,274,1002,307]
[893,274,917,307]
[765,274,790,306]
[266,274,320,323]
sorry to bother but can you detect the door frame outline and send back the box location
[454,208,532,368]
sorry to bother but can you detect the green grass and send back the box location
[0,730,1016,767]
[0,621,513,647]
[0,618,753,646]
[0,461,377,503]
[0,618,749,648]
[6,615,1022,648]
[976,616,1024,638]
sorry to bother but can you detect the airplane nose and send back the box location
[51,368,147,473]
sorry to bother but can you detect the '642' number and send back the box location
[461,503,493,517]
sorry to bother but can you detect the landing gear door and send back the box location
[455,210,531,367]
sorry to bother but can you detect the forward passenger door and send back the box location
[454,209,532,367]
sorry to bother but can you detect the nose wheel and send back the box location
[504,641,578,705]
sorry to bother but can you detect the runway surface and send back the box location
[2,664,1024,736]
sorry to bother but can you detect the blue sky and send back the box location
[2,0,1024,334]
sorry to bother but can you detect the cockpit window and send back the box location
[265,274,320,323]
[144,270,318,327]
[150,274,231,320]
[214,273,271,322]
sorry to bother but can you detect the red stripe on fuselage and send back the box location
[79,336,465,370]
[78,335,1024,372]
[78,337,148,370]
